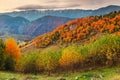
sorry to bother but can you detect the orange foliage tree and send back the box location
[109,24,115,33]
[5,38,21,59]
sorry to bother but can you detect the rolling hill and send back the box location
[31,10,120,48]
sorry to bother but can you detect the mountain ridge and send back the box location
[0,15,72,40]
[0,5,120,21]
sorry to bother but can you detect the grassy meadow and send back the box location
[1,66,120,80]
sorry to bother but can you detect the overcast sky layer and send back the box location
[0,0,120,13]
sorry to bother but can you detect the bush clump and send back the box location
[14,34,120,73]
[0,39,5,70]
[59,46,84,70]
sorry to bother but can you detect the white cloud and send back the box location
[0,0,120,13]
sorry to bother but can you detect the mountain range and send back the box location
[0,15,71,40]
[0,5,120,40]
[1,5,120,21]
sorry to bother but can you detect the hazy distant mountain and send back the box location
[0,15,71,40]
[0,15,29,35]
[93,5,120,15]
[0,5,120,21]
[24,16,72,37]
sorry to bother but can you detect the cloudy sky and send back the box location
[0,0,120,13]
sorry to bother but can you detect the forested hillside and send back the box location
[33,11,120,48]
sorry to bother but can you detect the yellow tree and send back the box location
[5,38,21,59]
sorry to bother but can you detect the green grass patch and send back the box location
[1,66,120,80]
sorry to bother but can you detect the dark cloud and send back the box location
[16,5,59,10]
[16,3,81,10]
[16,5,45,10]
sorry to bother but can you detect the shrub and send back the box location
[14,34,120,73]
[0,38,5,70]
[5,38,21,59]
[85,34,120,66]
[15,50,61,74]
[5,38,21,71]
[59,45,83,70]
[4,56,15,71]
[38,50,61,74]
[66,34,120,67]
[97,35,120,65]
[15,51,40,73]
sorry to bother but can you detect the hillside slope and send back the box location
[0,15,30,35]
[21,11,120,52]
[24,16,72,37]
[32,11,120,48]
